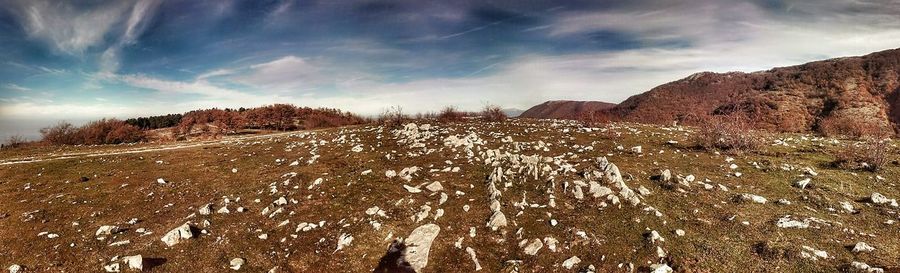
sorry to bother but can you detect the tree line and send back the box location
[36,104,366,146]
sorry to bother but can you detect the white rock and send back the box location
[631,146,642,154]
[522,239,543,255]
[96,225,120,237]
[8,265,22,273]
[871,193,898,207]
[403,185,422,193]
[775,216,809,229]
[425,181,443,192]
[674,229,685,236]
[160,222,194,247]
[103,263,120,272]
[198,203,213,215]
[335,233,353,252]
[851,261,884,273]
[465,247,482,271]
[486,211,507,230]
[561,256,581,269]
[273,197,288,206]
[793,178,811,189]
[229,258,245,270]
[651,264,673,273]
[737,193,768,204]
[852,242,875,253]
[404,224,440,272]
[122,255,142,271]
[156,178,166,184]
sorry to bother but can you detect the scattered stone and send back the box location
[404,224,440,272]
[160,222,194,247]
[96,225,121,237]
[521,239,543,255]
[793,178,811,189]
[198,203,213,215]
[122,255,142,271]
[735,193,768,204]
[465,247,482,271]
[425,181,443,192]
[850,261,884,273]
[650,264,673,273]
[852,242,875,253]
[776,215,809,229]
[229,258,245,270]
[870,193,898,207]
[403,185,422,193]
[562,256,581,269]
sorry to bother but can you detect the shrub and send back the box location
[39,121,80,145]
[40,119,145,145]
[437,106,465,123]
[694,113,761,153]
[3,134,28,148]
[833,138,890,172]
[481,104,507,122]
[818,115,887,139]
[378,106,407,128]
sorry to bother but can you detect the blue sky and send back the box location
[2,0,900,139]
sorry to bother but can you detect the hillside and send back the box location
[609,48,900,135]
[1,119,897,272]
[520,100,617,119]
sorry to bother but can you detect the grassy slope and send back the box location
[0,119,897,272]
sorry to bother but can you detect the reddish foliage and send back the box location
[40,119,145,145]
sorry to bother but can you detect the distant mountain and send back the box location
[502,108,525,117]
[608,47,900,135]
[519,100,616,119]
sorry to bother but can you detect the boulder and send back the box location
[404,224,440,272]
[160,222,194,247]
[122,255,142,271]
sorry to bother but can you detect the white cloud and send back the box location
[12,0,133,53]
[229,56,320,90]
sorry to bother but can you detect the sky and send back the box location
[1,0,900,139]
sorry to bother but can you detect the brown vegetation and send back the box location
[609,47,900,137]
[693,113,762,153]
[3,135,28,148]
[481,104,507,122]
[378,106,408,129]
[40,104,365,146]
[437,106,465,123]
[817,115,888,139]
[833,138,891,172]
[40,119,145,145]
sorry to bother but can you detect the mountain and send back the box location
[519,100,616,119]
[608,48,900,135]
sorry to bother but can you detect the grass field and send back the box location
[1,119,897,272]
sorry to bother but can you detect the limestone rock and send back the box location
[404,224,440,272]
[160,222,194,247]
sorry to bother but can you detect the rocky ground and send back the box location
[0,119,898,273]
